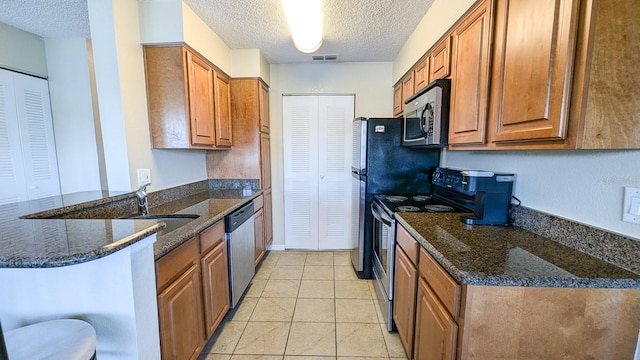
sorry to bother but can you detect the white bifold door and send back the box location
[283,95,355,250]
[0,69,60,205]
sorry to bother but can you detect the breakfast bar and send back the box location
[0,187,260,360]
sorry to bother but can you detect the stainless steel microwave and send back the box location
[402,79,450,147]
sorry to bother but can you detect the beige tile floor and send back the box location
[199,250,409,360]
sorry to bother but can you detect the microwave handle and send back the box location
[371,202,392,226]
[419,104,429,135]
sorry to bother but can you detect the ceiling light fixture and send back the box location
[281,0,323,54]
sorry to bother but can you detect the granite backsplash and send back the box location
[22,179,258,220]
[513,206,640,274]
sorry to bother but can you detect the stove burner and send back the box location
[412,195,432,202]
[397,205,422,212]
[385,196,408,203]
[424,204,455,212]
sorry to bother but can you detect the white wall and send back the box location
[442,150,640,239]
[0,22,48,78]
[181,2,231,75]
[269,62,393,247]
[395,0,640,240]
[86,0,208,192]
[231,49,271,84]
[45,38,103,193]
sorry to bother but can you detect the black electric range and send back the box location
[373,193,469,216]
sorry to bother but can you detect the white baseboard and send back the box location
[267,244,285,251]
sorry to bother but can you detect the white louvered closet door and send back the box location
[0,69,60,204]
[0,70,28,204]
[283,95,354,250]
[317,96,354,250]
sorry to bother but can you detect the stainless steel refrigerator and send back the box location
[351,117,441,278]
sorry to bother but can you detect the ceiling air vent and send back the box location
[311,54,339,62]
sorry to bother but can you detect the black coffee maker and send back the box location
[432,168,515,225]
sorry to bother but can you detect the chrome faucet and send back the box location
[136,183,151,216]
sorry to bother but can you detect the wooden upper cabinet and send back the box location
[393,83,403,117]
[259,82,270,134]
[490,0,580,143]
[187,51,216,147]
[572,0,640,149]
[429,36,452,82]
[449,0,493,145]
[143,45,232,150]
[213,71,232,147]
[402,72,415,103]
[414,58,430,93]
[260,133,271,189]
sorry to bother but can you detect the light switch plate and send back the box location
[622,186,640,224]
[137,168,151,187]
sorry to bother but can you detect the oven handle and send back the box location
[371,202,392,227]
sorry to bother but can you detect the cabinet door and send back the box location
[413,278,457,360]
[201,239,230,338]
[264,189,273,247]
[414,58,430,93]
[259,82,270,133]
[402,73,415,103]
[213,71,232,147]
[260,133,271,189]
[187,51,215,147]
[429,36,452,82]
[449,0,493,145]
[393,245,418,358]
[393,83,403,117]
[491,0,580,142]
[158,264,205,360]
[254,207,265,265]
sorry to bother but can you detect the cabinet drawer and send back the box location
[156,237,199,291]
[200,220,225,254]
[396,225,419,265]
[253,195,264,211]
[419,247,461,317]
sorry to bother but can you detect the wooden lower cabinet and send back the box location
[201,239,229,338]
[254,207,265,265]
[156,237,205,360]
[156,220,233,359]
[263,189,273,247]
[393,244,418,358]
[157,266,204,360]
[397,227,640,360]
[414,277,458,360]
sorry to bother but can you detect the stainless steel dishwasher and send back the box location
[225,201,255,308]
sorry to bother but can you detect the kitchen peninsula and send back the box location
[0,183,261,360]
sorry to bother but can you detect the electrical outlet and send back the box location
[137,168,151,187]
[622,186,640,224]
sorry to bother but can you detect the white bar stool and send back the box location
[0,319,96,360]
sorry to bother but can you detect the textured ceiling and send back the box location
[0,0,91,38]
[0,0,435,64]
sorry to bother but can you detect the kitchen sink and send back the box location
[130,214,200,236]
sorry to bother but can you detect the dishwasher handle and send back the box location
[225,201,255,232]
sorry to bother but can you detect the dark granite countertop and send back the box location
[0,189,261,268]
[396,212,640,289]
[144,189,262,259]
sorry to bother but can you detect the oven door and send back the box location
[371,200,395,300]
